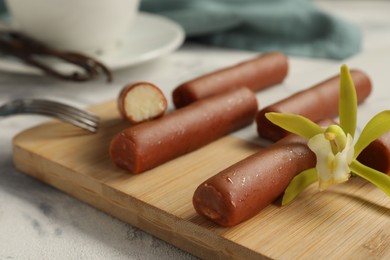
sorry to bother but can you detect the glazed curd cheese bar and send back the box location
[193,134,315,227]
[110,87,258,174]
[256,70,372,141]
[173,52,288,108]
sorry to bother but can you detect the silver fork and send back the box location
[0,98,99,133]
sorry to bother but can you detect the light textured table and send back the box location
[1,1,390,259]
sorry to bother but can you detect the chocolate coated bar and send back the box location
[193,134,314,227]
[256,70,372,141]
[110,87,258,174]
[173,52,288,108]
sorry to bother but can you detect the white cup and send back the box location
[2,0,140,57]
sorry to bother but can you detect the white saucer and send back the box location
[0,12,185,75]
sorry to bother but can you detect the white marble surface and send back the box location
[1,1,390,259]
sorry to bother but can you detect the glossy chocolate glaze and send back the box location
[173,52,288,108]
[256,70,372,141]
[193,134,315,227]
[110,87,258,174]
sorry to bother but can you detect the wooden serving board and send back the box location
[13,100,390,259]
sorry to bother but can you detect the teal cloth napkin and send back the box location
[0,0,361,60]
[140,0,361,60]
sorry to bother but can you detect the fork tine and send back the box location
[23,101,99,126]
[25,106,100,126]
[25,99,98,121]
[21,107,99,132]
[4,98,100,132]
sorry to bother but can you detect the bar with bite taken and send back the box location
[117,82,167,124]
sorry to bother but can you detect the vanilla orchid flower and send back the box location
[266,65,390,205]
[308,127,354,190]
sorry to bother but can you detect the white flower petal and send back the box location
[345,134,355,163]
[308,134,333,189]
[308,134,333,157]
[332,134,354,183]
[308,133,354,190]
